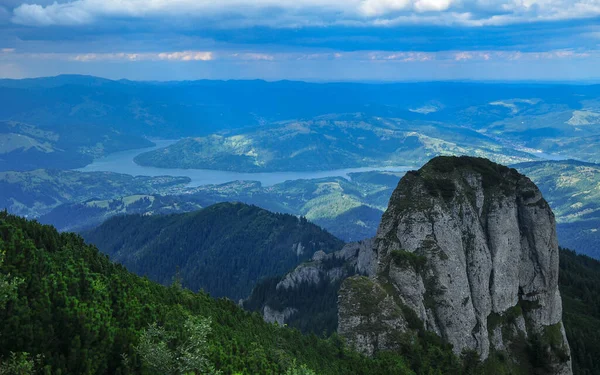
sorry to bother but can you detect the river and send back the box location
[77,140,414,187]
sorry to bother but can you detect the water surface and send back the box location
[77,140,413,187]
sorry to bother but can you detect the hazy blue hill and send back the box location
[82,202,345,300]
[514,160,600,258]
[36,174,391,239]
[0,74,116,89]
[312,205,383,242]
[134,114,534,171]
[0,120,153,171]
[3,76,600,171]
[2,75,600,139]
[27,160,600,260]
[38,194,206,232]
[0,169,190,218]
[6,157,600,260]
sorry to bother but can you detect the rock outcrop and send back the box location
[246,239,376,334]
[276,239,377,291]
[338,156,572,374]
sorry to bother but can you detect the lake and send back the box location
[77,140,414,187]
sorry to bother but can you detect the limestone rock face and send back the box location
[338,277,406,356]
[338,156,572,374]
[250,238,376,329]
[262,306,298,325]
[276,238,376,292]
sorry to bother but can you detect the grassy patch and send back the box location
[487,304,523,341]
[423,178,456,201]
[390,250,427,272]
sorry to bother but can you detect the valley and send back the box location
[7,158,598,258]
[4,77,599,259]
[78,138,412,188]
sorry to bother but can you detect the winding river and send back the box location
[77,140,414,187]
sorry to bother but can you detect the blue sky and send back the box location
[1,0,600,81]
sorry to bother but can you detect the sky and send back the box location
[0,0,600,81]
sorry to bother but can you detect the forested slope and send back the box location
[559,249,600,375]
[82,203,345,300]
[0,212,486,374]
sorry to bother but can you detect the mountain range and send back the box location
[3,76,600,171]
[133,114,533,172]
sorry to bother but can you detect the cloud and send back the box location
[157,51,213,61]
[10,0,600,28]
[0,63,24,78]
[414,0,453,12]
[454,52,473,61]
[13,2,93,26]
[584,31,600,39]
[1,48,16,53]
[366,51,434,61]
[0,6,10,23]
[2,48,592,64]
[69,51,214,62]
[359,0,412,16]
[232,53,275,61]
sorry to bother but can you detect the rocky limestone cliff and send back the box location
[276,239,377,291]
[338,156,572,374]
[252,239,376,328]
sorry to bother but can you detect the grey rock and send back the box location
[338,157,572,374]
[312,250,327,261]
[263,305,298,325]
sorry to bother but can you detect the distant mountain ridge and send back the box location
[3,75,600,139]
[515,159,600,258]
[0,169,190,218]
[134,114,535,172]
[0,120,152,171]
[3,75,600,171]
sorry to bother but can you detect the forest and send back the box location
[2,211,600,374]
[0,212,466,374]
[82,203,345,300]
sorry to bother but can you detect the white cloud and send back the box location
[366,51,434,61]
[13,2,93,25]
[10,0,600,27]
[157,51,213,61]
[585,31,600,39]
[414,0,454,12]
[1,48,15,53]
[232,53,275,61]
[1,48,595,64]
[454,52,473,61]
[70,51,213,62]
[360,0,412,16]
